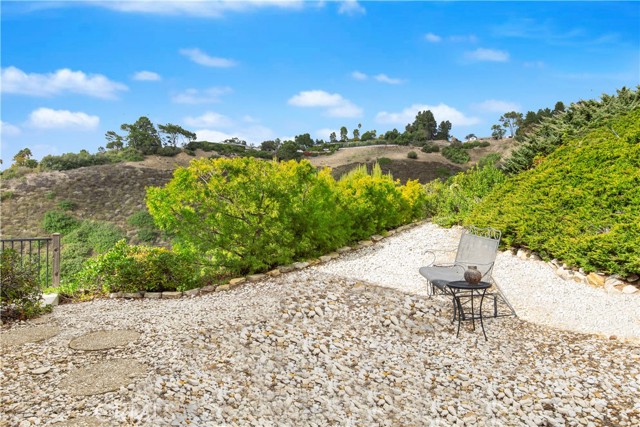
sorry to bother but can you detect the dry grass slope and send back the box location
[0,140,513,239]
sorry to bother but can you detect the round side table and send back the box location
[446,281,491,340]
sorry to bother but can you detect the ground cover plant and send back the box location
[423,160,507,226]
[466,108,640,276]
[504,86,639,174]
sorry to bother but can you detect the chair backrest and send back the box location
[454,227,501,277]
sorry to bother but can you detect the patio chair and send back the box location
[419,226,516,317]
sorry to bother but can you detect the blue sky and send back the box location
[1,0,639,167]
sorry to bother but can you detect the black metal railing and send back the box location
[0,234,60,288]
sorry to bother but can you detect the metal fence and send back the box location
[1,234,60,288]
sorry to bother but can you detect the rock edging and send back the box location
[105,221,424,300]
[512,248,639,295]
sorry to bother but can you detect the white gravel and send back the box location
[1,221,639,426]
[314,222,640,342]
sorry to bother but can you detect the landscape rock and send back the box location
[122,292,143,299]
[162,291,182,299]
[143,292,162,299]
[41,293,59,307]
[184,288,200,297]
[587,272,606,287]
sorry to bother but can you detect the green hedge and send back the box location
[146,158,427,276]
[465,109,640,275]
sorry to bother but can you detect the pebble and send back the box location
[0,222,638,426]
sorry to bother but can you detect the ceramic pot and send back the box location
[464,266,482,284]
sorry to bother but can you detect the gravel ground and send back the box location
[314,222,640,342]
[1,222,639,426]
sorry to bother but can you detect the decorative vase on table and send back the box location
[464,266,482,285]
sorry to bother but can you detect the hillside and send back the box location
[0,140,512,239]
[309,139,514,183]
[466,108,640,276]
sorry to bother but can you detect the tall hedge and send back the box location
[146,158,426,275]
[465,109,640,276]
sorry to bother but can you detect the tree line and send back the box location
[3,103,571,175]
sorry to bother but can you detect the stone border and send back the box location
[511,248,639,295]
[68,219,640,301]
[102,221,422,300]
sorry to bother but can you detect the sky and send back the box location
[1,0,639,167]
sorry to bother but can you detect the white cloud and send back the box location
[473,99,521,113]
[1,121,21,137]
[465,48,510,62]
[172,87,232,104]
[374,74,404,85]
[90,0,303,17]
[338,0,365,15]
[1,66,127,99]
[179,48,237,68]
[424,33,442,43]
[288,90,363,118]
[376,103,480,127]
[27,108,100,130]
[315,128,337,141]
[183,112,234,128]
[133,70,161,81]
[196,125,275,145]
[351,71,368,80]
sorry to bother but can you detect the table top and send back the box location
[447,281,491,290]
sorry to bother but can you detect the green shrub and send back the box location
[1,249,51,320]
[106,147,145,162]
[0,166,35,180]
[136,228,160,243]
[39,148,144,171]
[128,210,161,243]
[407,151,418,159]
[478,153,502,168]
[45,191,56,200]
[42,210,80,234]
[156,146,182,157]
[505,86,639,174]
[128,210,156,228]
[377,157,392,165]
[40,150,111,171]
[57,200,76,211]
[466,108,640,276]
[421,143,440,153]
[78,240,200,293]
[424,163,506,226]
[0,191,14,201]
[146,158,427,276]
[435,166,452,179]
[61,221,126,280]
[441,146,470,164]
[462,141,490,149]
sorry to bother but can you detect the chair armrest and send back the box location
[424,248,456,266]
